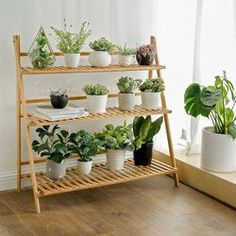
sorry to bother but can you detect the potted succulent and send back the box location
[88,37,114,67]
[50,89,68,109]
[95,122,134,171]
[51,19,91,67]
[136,44,156,65]
[118,44,135,66]
[69,130,103,175]
[140,79,165,109]
[133,115,163,166]
[83,84,109,114]
[116,76,142,111]
[32,125,72,179]
[29,27,56,69]
[184,71,236,172]
[110,44,120,65]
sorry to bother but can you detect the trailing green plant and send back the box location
[95,122,134,150]
[83,84,109,95]
[133,115,163,149]
[118,43,135,56]
[32,125,72,164]
[117,77,142,93]
[51,19,91,53]
[140,79,165,93]
[89,37,114,52]
[184,71,236,139]
[69,130,103,162]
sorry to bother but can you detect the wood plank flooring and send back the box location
[0,176,235,236]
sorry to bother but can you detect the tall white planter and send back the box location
[118,93,136,111]
[106,149,126,171]
[118,55,134,66]
[201,127,236,172]
[78,160,92,175]
[64,53,80,67]
[86,94,108,114]
[141,92,160,109]
[46,159,66,180]
[88,51,111,67]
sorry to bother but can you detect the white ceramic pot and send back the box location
[118,93,136,111]
[78,160,92,175]
[64,53,80,67]
[111,55,119,65]
[88,51,111,67]
[106,149,126,171]
[141,92,160,109]
[118,55,134,66]
[201,127,236,172]
[46,159,66,180]
[86,94,108,114]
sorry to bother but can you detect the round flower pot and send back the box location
[64,53,80,67]
[78,160,92,175]
[86,94,108,114]
[46,159,66,180]
[106,149,126,171]
[111,55,119,65]
[136,53,154,65]
[201,127,236,172]
[118,55,133,66]
[88,51,111,67]
[133,141,153,166]
[141,92,160,109]
[118,93,136,111]
[50,94,68,109]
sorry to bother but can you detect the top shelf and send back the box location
[20,64,165,75]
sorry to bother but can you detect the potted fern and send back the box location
[116,76,142,111]
[51,20,91,67]
[83,84,109,114]
[118,44,135,66]
[184,71,236,172]
[32,125,72,179]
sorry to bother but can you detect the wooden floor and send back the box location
[0,177,235,236]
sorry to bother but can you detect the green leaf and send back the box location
[200,87,221,107]
[228,123,236,140]
[133,116,144,138]
[146,116,163,142]
[140,116,151,141]
[60,130,69,138]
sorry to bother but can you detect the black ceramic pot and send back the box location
[133,141,153,166]
[50,94,68,109]
[136,53,154,65]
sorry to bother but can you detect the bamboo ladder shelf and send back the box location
[13,35,179,213]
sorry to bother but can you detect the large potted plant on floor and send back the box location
[118,44,135,66]
[83,84,109,114]
[69,130,103,175]
[116,76,142,111]
[184,71,236,172]
[133,115,163,166]
[95,122,134,171]
[32,125,72,179]
[140,78,165,109]
[51,20,91,67]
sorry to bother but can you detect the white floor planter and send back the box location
[201,127,236,172]
[118,55,134,66]
[78,160,92,175]
[88,51,111,67]
[86,94,107,114]
[141,92,160,109]
[106,149,126,171]
[46,159,66,180]
[118,93,136,111]
[64,53,80,67]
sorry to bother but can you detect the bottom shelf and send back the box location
[22,159,177,197]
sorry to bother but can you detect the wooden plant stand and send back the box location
[13,35,179,213]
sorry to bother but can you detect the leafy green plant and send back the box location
[89,37,114,52]
[140,79,165,93]
[51,19,91,53]
[83,84,109,95]
[133,115,163,149]
[117,77,142,93]
[118,43,135,56]
[184,71,236,139]
[69,130,103,162]
[95,122,134,150]
[32,125,72,164]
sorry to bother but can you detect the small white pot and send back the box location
[86,94,108,114]
[106,149,126,171]
[201,127,236,172]
[78,160,92,175]
[141,92,160,109]
[118,93,136,111]
[64,53,80,67]
[118,55,134,66]
[46,159,66,180]
[88,51,111,67]
[111,55,119,65]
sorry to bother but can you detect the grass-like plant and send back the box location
[117,77,142,93]
[83,84,109,95]
[118,43,135,56]
[140,79,165,93]
[89,37,114,52]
